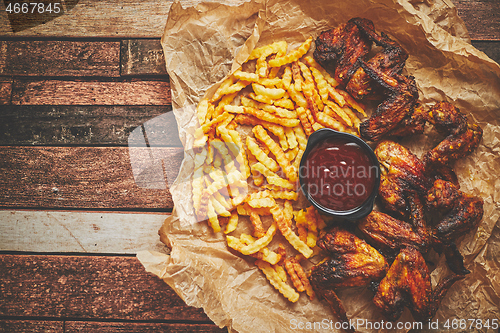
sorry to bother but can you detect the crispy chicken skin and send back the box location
[423,102,483,184]
[373,247,464,322]
[311,226,389,288]
[358,200,429,255]
[427,179,484,244]
[358,72,419,142]
[310,226,388,332]
[375,140,430,215]
[313,18,373,86]
[346,19,409,100]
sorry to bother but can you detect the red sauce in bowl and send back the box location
[301,137,377,211]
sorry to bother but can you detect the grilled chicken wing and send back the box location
[346,19,408,100]
[358,196,430,256]
[423,102,483,184]
[374,140,430,215]
[427,179,484,244]
[373,247,464,322]
[313,18,373,86]
[310,226,388,332]
[426,179,484,274]
[358,71,419,142]
[312,226,389,288]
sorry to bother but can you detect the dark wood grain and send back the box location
[11,79,171,105]
[0,320,63,333]
[454,0,500,41]
[472,41,500,64]
[0,40,120,77]
[0,146,183,210]
[121,40,167,76]
[0,255,209,322]
[65,321,227,332]
[0,79,11,104]
[0,105,183,146]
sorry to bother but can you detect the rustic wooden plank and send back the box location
[0,210,169,254]
[0,255,210,322]
[0,79,11,105]
[121,39,167,76]
[0,105,182,146]
[454,0,500,41]
[0,40,120,77]
[65,321,226,332]
[11,79,171,105]
[0,0,498,40]
[472,40,500,64]
[0,146,183,210]
[0,320,63,333]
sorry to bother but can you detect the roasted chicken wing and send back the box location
[358,198,429,256]
[346,19,408,100]
[374,140,430,215]
[427,179,484,244]
[313,18,373,86]
[373,247,464,322]
[310,226,388,331]
[312,226,389,288]
[423,102,483,184]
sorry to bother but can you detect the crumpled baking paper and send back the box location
[137,0,500,332]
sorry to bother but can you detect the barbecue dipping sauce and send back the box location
[302,137,377,211]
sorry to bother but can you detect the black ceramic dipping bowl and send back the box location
[299,128,380,221]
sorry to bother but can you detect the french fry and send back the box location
[316,111,346,132]
[246,136,280,172]
[296,106,314,136]
[285,257,315,300]
[284,258,305,292]
[309,67,329,102]
[253,125,297,182]
[293,125,308,150]
[251,162,296,190]
[303,55,339,87]
[274,96,295,110]
[252,83,286,100]
[226,221,277,255]
[225,210,239,234]
[337,89,367,117]
[287,83,308,108]
[248,40,287,60]
[325,100,353,127]
[291,61,303,92]
[244,106,300,127]
[268,37,312,67]
[281,66,293,90]
[270,205,313,258]
[211,76,235,102]
[256,260,299,302]
[285,146,299,162]
[249,211,266,238]
[196,99,209,125]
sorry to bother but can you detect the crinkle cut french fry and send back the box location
[285,146,299,162]
[268,37,312,67]
[316,112,346,132]
[296,106,314,136]
[244,106,300,127]
[248,197,276,208]
[249,211,266,238]
[248,40,287,61]
[224,210,238,234]
[291,61,303,92]
[196,99,209,125]
[252,83,286,100]
[270,205,313,258]
[285,257,315,300]
[281,66,293,90]
[284,258,305,292]
[210,76,235,102]
[251,162,296,190]
[337,89,367,117]
[293,126,307,150]
[226,221,277,255]
[253,125,297,182]
[246,136,280,173]
[325,100,353,127]
[251,246,281,265]
[309,67,329,102]
[256,260,299,303]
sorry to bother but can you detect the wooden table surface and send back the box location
[0,1,499,332]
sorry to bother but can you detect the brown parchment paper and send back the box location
[137,0,500,332]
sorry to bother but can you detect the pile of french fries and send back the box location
[191,37,365,302]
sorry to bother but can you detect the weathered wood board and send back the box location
[0,210,169,254]
[0,146,183,209]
